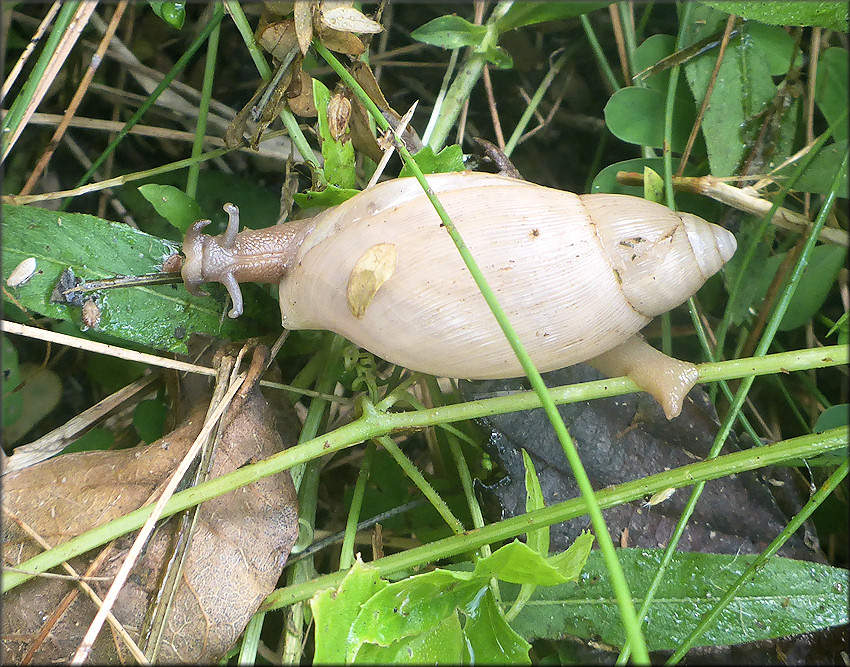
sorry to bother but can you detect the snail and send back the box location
[181,172,736,419]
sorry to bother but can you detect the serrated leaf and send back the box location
[776,140,849,198]
[508,549,849,650]
[1,204,268,353]
[411,15,487,49]
[750,245,848,332]
[463,588,531,664]
[137,184,202,234]
[683,6,779,176]
[701,1,848,32]
[398,144,465,178]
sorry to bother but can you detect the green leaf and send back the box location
[747,23,801,77]
[793,405,850,466]
[544,532,594,582]
[633,34,677,92]
[776,140,849,198]
[495,2,609,32]
[701,1,848,32]
[314,78,356,190]
[398,144,465,178]
[147,2,185,29]
[137,184,202,234]
[133,398,168,444]
[462,589,531,665]
[473,540,574,586]
[311,558,388,663]
[756,245,848,332]
[411,15,487,49]
[1,204,268,354]
[643,166,664,204]
[58,428,115,456]
[522,449,548,556]
[1,336,23,431]
[293,184,360,210]
[604,87,693,152]
[815,48,849,143]
[683,6,779,176]
[508,549,850,650]
[355,611,464,664]
[349,570,482,648]
[482,44,514,69]
[815,405,850,434]
[2,362,62,445]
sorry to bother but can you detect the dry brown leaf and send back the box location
[319,4,382,34]
[327,93,352,142]
[293,0,313,55]
[287,71,317,117]
[257,18,300,61]
[316,25,365,56]
[2,369,300,663]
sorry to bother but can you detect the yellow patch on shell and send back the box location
[347,243,397,318]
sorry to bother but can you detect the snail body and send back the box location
[182,172,736,417]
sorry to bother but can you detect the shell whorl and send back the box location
[277,173,736,379]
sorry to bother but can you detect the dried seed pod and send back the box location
[180,173,737,417]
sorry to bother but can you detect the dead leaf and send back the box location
[2,356,300,663]
[316,26,365,56]
[257,18,300,61]
[327,93,351,141]
[462,364,823,562]
[320,4,382,34]
[293,0,313,55]
[287,71,317,117]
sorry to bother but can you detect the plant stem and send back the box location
[187,2,221,198]
[4,346,846,594]
[258,426,847,612]
[315,40,649,662]
[667,459,849,664]
[426,1,514,152]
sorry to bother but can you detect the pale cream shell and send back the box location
[278,172,735,379]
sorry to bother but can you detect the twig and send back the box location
[616,171,848,247]
[482,64,505,149]
[2,2,98,162]
[4,373,161,474]
[21,2,128,195]
[3,508,148,664]
[678,14,736,176]
[1,3,61,101]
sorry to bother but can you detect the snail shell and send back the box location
[274,172,736,379]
